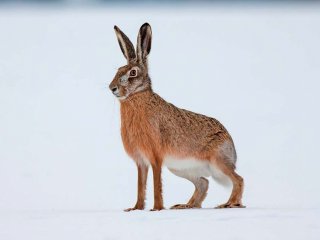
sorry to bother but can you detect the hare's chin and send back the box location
[117,96,127,101]
[112,92,127,100]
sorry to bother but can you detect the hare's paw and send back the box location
[124,206,144,212]
[150,206,165,211]
[170,204,196,210]
[215,202,246,209]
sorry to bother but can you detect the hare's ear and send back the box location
[136,23,152,63]
[114,25,136,63]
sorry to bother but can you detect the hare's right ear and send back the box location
[114,25,136,63]
[136,23,152,64]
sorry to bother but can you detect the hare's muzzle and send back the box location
[109,85,119,96]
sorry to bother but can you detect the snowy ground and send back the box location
[1,208,319,240]
[0,3,320,240]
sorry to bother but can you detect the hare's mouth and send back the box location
[116,95,126,101]
[112,91,121,98]
[113,93,126,100]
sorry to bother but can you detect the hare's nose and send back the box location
[110,86,118,93]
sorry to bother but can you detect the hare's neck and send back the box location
[120,90,154,117]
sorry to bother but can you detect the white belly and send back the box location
[164,156,212,178]
[164,155,231,186]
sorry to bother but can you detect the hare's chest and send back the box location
[120,118,154,158]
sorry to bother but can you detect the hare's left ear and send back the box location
[114,25,136,63]
[136,23,152,63]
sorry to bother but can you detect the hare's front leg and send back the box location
[124,163,148,212]
[150,162,164,211]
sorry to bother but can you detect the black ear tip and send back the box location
[141,22,151,29]
[114,25,119,31]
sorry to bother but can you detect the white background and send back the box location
[0,4,320,240]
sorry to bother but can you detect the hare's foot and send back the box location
[170,204,199,209]
[124,206,144,212]
[124,207,141,212]
[215,202,245,209]
[150,207,165,211]
[123,207,143,212]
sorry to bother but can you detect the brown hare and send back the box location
[109,23,245,211]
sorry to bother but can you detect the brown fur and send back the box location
[170,176,209,209]
[110,23,245,211]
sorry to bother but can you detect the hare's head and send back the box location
[109,23,152,100]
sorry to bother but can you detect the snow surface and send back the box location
[0,4,320,240]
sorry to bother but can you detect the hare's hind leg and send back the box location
[210,158,245,209]
[169,169,209,209]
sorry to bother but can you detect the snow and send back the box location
[0,3,320,240]
[1,208,319,240]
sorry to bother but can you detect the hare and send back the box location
[109,23,245,211]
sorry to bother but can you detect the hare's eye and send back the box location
[129,70,137,77]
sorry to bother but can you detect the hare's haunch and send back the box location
[109,23,245,211]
